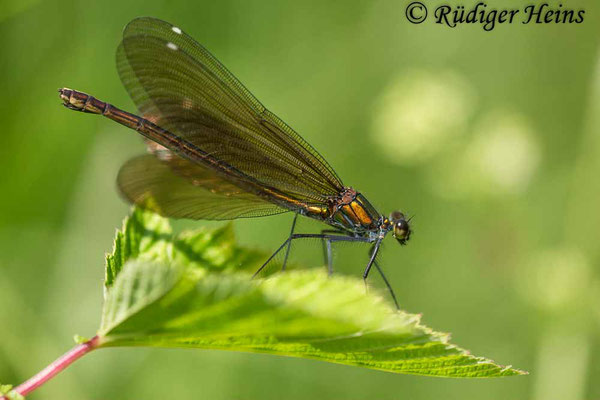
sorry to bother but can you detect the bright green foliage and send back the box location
[105,209,172,287]
[97,209,526,378]
[105,209,267,288]
[0,385,24,400]
[73,334,90,344]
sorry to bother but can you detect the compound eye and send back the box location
[394,220,409,239]
[390,211,405,221]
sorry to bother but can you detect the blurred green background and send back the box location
[1,0,598,399]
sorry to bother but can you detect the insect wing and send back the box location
[117,17,344,204]
[118,154,287,220]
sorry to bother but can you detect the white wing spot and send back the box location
[172,26,182,35]
[167,42,178,51]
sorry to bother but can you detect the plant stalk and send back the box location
[1,336,100,399]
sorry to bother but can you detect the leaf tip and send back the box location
[73,334,90,344]
[501,365,529,376]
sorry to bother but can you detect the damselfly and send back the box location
[59,17,412,308]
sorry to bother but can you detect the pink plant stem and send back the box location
[1,336,100,399]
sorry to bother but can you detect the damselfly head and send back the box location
[389,211,411,245]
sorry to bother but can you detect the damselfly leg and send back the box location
[252,233,372,278]
[363,239,383,281]
[319,229,347,276]
[252,232,400,309]
[281,214,298,272]
[374,260,400,309]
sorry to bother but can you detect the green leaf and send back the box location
[0,385,24,400]
[73,334,91,344]
[96,209,527,377]
[174,224,267,274]
[105,207,173,288]
[105,209,271,286]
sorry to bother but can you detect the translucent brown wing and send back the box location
[116,17,344,205]
[117,154,287,220]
